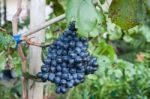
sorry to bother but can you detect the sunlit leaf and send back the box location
[66,0,82,22]
[66,0,104,37]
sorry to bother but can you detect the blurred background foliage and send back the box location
[0,0,150,99]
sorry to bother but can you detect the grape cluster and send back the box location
[37,22,98,94]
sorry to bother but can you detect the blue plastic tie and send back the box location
[13,34,22,48]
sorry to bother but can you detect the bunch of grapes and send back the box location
[37,22,98,94]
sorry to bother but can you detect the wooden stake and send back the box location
[28,0,45,99]
[12,0,28,99]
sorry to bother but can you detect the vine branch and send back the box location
[12,0,28,99]
[22,14,65,38]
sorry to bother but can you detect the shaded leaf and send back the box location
[46,0,51,5]
[144,0,150,16]
[109,0,146,30]
[100,0,105,4]
[52,0,65,16]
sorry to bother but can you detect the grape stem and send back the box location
[23,72,43,82]
[12,0,28,99]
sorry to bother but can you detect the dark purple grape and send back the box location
[62,68,68,73]
[63,56,69,61]
[57,50,63,56]
[69,41,76,47]
[56,87,61,94]
[60,86,67,93]
[56,66,62,72]
[41,65,49,72]
[68,21,76,31]
[70,53,77,58]
[75,56,82,62]
[68,74,73,80]
[62,50,67,55]
[37,72,43,78]
[77,73,84,80]
[51,61,57,66]
[76,41,83,47]
[62,63,67,68]
[69,59,74,64]
[70,69,76,74]
[44,59,51,65]
[56,72,62,77]
[74,79,80,85]
[60,79,67,85]
[42,73,49,80]
[67,81,73,88]
[50,67,56,73]
[48,73,55,81]
[75,47,81,53]
[72,73,77,79]
[80,52,85,57]
[54,77,61,84]
[62,74,68,79]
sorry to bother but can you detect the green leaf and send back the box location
[144,0,150,16]
[140,25,150,42]
[46,0,51,5]
[99,0,105,4]
[87,74,98,80]
[109,0,146,30]
[114,69,123,78]
[107,20,122,40]
[97,56,111,67]
[52,0,65,16]
[46,0,64,15]
[94,40,117,60]
[66,0,82,22]
[66,0,104,37]
[77,0,103,37]
[96,55,111,76]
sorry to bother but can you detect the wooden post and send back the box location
[28,0,45,99]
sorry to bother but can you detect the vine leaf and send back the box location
[94,40,117,60]
[99,0,105,4]
[144,0,150,18]
[66,0,82,22]
[52,0,64,16]
[109,0,146,30]
[66,0,104,37]
[46,0,64,16]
